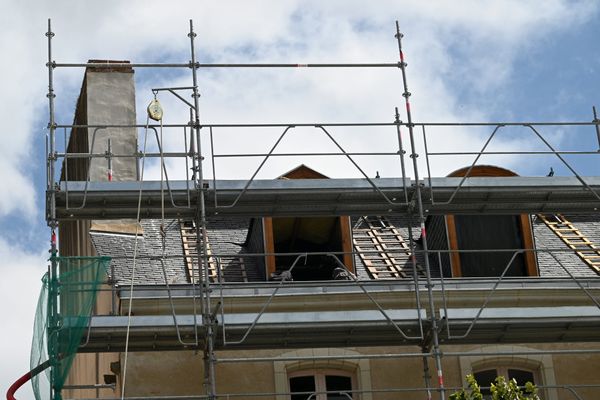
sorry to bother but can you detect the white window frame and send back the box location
[288,369,356,400]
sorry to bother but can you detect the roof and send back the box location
[90,213,600,285]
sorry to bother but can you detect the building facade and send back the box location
[35,19,600,400]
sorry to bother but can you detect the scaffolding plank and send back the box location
[75,304,600,353]
[53,176,600,219]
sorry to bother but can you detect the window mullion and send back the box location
[316,374,327,400]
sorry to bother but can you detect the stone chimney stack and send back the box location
[59,61,140,257]
[61,60,138,182]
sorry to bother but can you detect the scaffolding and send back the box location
[41,18,600,400]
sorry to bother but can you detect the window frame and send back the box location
[473,365,540,388]
[274,348,372,400]
[263,216,355,278]
[263,165,355,279]
[445,165,538,277]
[459,345,557,400]
[446,214,537,277]
[288,368,356,400]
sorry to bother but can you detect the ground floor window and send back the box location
[474,366,538,398]
[289,369,355,400]
[458,345,557,400]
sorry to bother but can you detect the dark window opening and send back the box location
[508,369,535,386]
[474,367,536,399]
[445,165,538,277]
[473,369,497,397]
[271,217,352,281]
[290,375,316,400]
[454,215,527,277]
[325,375,353,399]
[424,215,452,277]
[289,373,353,400]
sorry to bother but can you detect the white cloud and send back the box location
[3,1,597,194]
[0,239,47,400]
[0,165,37,218]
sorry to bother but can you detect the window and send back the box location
[459,345,556,400]
[274,349,371,400]
[446,165,538,277]
[289,370,355,400]
[474,367,537,398]
[262,165,354,280]
[449,215,529,276]
[265,216,354,280]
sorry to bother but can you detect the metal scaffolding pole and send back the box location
[395,21,446,400]
[54,62,400,69]
[45,17,61,400]
[593,105,600,150]
[187,20,217,400]
[51,120,599,129]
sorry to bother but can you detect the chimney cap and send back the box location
[86,59,133,73]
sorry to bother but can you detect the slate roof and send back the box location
[90,219,188,285]
[533,213,599,278]
[203,216,264,282]
[90,213,600,285]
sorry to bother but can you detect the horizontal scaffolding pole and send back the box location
[215,348,600,364]
[97,246,595,261]
[213,151,400,158]
[52,121,600,130]
[55,151,404,159]
[53,62,189,68]
[58,152,190,159]
[62,384,115,390]
[53,62,401,69]
[429,150,599,155]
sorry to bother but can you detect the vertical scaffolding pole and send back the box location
[422,352,433,400]
[394,107,409,204]
[46,18,61,400]
[189,107,198,182]
[395,21,446,400]
[593,106,600,150]
[188,19,217,400]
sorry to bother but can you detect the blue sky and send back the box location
[1,1,599,398]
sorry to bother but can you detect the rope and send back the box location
[157,116,199,346]
[120,116,150,400]
[160,117,165,234]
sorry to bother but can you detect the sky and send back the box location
[0,1,599,399]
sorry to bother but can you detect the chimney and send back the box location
[59,61,142,249]
[61,60,138,182]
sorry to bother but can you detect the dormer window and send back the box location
[261,165,354,281]
[439,165,538,277]
[448,214,532,276]
[265,216,354,280]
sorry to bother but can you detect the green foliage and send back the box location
[450,374,540,400]
[450,374,483,400]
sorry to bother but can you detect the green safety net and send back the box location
[30,256,110,400]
